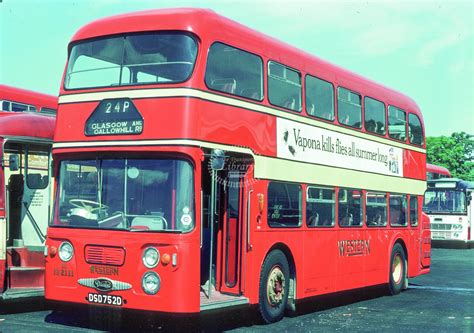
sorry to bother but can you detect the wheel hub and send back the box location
[267,266,285,307]
[392,254,403,284]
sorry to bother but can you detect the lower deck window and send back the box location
[410,196,419,226]
[268,182,301,227]
[306,186,335,227]
[338,188,362,227]
[366,192,387,227]
[390,194,408,226]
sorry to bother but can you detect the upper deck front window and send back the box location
[65,33,198,90]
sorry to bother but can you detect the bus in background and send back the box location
[424,178,473,247]
[45,9,430,323]
[0,85,56,300]
[426,163,451,180]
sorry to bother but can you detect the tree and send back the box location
[426,132,474,181]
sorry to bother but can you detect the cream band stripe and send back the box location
[58,88,426,154]
[53,139,425,195]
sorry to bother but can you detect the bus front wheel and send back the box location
[258,250,289,323]
[388,243,407,295]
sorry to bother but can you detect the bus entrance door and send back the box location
[200,153,251,310]
[219,171,246,295]
[2,142,50,299]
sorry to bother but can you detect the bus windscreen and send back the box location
[55,158,194,232]
[423,189,466,214]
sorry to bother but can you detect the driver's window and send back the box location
[63,162,99,201]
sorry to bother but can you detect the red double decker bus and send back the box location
[0,85,56,300]
[426,163,451,180]
[45,9,430,323]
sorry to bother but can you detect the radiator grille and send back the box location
[85,246,125,266]
[431,223,452,231]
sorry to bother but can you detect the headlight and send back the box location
[58,241,74,262]
[142,247,160,268]
[142,271,160,295]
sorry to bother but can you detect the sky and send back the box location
[0,0,473,137]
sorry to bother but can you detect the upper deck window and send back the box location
[268,61,302,112]
[65,33,198,90]
[408,113,423,146]
[388,105,407,141]
[337,87,361,128]
[1,100,37,113]
[305,75,334,121]
[364,97,386,135]
[205,43,263,101]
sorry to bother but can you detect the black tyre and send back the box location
[258,250,290,324]
[388,243,407,295]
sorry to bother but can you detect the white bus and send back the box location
[423,178,474,247]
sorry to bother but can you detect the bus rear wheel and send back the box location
[388,243,406,295]
[258,250,289,323]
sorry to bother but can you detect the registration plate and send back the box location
[87,293,123,306]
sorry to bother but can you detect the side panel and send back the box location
[302,228,337,295]
[421,213,431,268]
[336,228,365,290]
[364,228,389,285]
[403,149,426,181]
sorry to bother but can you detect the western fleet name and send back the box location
[338,239,371,257]
[90,265,119,276]
[88,120,143,135]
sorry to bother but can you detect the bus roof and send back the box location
[426,163,451,176]
[0,85,56,139]
[0,84,57,111]
[0,112,55,139]
[67,8,422,120]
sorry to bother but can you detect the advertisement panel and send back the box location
[276,118,403,177]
